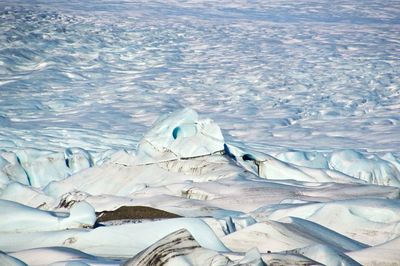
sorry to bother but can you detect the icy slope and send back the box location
[124,229,264,266]
[1,0,400,265]
[1,109,400,265]
[0,199,96,232]
[252,198,400,245]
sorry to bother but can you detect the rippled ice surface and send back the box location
[1,0,399,155]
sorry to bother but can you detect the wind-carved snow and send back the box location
[1,0,400,265]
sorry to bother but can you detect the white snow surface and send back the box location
[1,0,400,265]
[0,0,399,155]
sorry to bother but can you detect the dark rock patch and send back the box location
[96,206,181,222]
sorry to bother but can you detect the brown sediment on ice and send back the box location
[96,206,181,222]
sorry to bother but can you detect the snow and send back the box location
[2,110,399,265]
[222,217,367,253]
[136,108,224,163]
[1,109,400,265]
[123,229,230,266]
[0,218,228,257]
[0,199,96,232]
[346,236,400,266]
[292,244,361,266]
[10,247,121,266]
[1,0,400,265]
[124,229,265,266]
[0,251,27,266]
[252,198,400,245]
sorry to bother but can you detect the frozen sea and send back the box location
[1,1,400,265]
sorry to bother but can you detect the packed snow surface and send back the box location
[1,0,400,265]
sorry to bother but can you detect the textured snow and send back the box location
[0,0,399,155]
[1,0,400,265]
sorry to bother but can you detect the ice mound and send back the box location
[275,151,329,169]
[0,199,96,232]
[0,218,228,257]
[224,144,363,184]
[0,151,29,188]
[0,251,27,266]
[253,198,400,245]
[222,217,366,253]
[9,247,120,266]
[346,236,400,265]
[124,228,265,266]
[0,148,93,188]
[123,228,228,266]
[329,150,400,187]
[136,108,225,164]
[260,253,319,266]
[1,0,400,264]
[259,149,400,188]
[0,182,55,209]
[0,110,399,265]
[292,244,361,266]
[44,151,239,198]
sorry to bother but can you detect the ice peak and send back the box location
[136,108,225,164]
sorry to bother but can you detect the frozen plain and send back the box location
[0,0,400,265]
